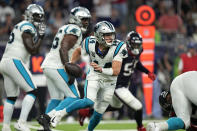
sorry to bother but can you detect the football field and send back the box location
[0,120,185,131]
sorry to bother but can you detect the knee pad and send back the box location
[115,87,142,111]
[27,89,38,98]
[7,97,17,104]
[167,117,185,130]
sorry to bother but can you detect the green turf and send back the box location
[0,122,185,131]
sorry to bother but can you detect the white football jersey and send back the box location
[41,24,82,69]
[2,20,37,64]
[81,36,128,81]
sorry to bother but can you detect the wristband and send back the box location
[102,68,113,76]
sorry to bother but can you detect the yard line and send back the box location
[28,125,64,131]
[80,129,137,131]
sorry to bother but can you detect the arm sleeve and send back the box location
[136,61,150,74]
[81,37,89,56]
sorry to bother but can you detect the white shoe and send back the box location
[147,122,160,131]
[14,120,30,131]
[2,124,11,131]
[50,109,66,128]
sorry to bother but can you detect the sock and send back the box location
[45,99,61,113]
[167,117,184,130]
[19,94,36,122]
[88,111,102,131]
[65,98,94,113]
[157,121,169,130]
[48,109,56,118]
[134,109,143,127]
[3,99,15,125]
[55,97,79,111]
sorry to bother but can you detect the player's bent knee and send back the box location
[27,89,38,99]
[115,87,142,110]
[83,98,94,107]
[7,97,17,104]
[103,94,113,103]
[167,117,185,130]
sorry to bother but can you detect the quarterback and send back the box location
[39,21,127,131]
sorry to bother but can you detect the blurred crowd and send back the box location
[0,0,197,121]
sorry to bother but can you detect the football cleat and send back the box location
[14,120,30,131]
[36,114,51,131]
[2,124,11,131]
[137,125,146,131]
[147,122,160,131]
[50,110,65,128]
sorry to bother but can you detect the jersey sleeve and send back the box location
[113,42,128,62]
[81,37,90,56]
[20,22,36,36]
[64,25,82,38]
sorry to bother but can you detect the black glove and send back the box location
[38,23,46,39]
[68,75,75,85]
[64,63,83,78]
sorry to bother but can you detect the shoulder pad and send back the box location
[19,21,36,35]
[64,24,82,37]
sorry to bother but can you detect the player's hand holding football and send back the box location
[148,72,156,81]
[90,62,102,73]
[64,63,83,85]
[38,23,46,39]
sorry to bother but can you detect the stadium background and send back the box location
[0,0,197,130]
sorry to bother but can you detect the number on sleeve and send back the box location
[8,32,15,44]
[52,37,59,49]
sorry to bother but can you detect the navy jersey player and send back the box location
[0,4,46,131]
[78,31,156,131]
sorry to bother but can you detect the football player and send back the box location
[78,31,156,131]
[147,71,197,131]
[38,21,127,131]
[37,6,91,131]
[0,4,46,131]
[156,90,197,131]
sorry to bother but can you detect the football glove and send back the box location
[148,72,156,81]
[38,23,46,39]
[64,63,83,78]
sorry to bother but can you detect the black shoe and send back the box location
[36,114,51,131]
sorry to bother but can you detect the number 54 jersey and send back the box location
[81,36,128,81]
[41,24,82,69]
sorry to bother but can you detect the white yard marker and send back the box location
[28,125,64,131]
